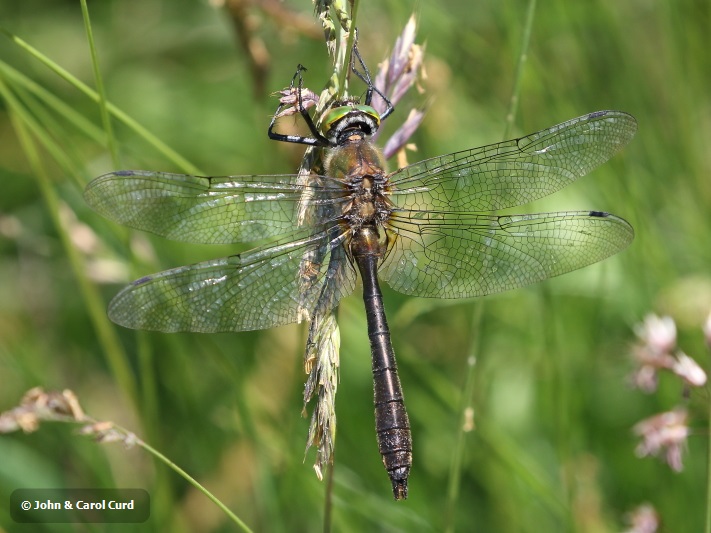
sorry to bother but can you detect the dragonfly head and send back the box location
[322,103,381,146]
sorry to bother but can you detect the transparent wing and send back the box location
[388,110,637,212]
[380,210,634,298]
[84,170,348,244]
[108,225,356,332]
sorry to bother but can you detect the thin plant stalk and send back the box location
[477,416,568,517]
[323,459,335,533]
[337,0,358,100]
[82,4,180,521]
[444,303,483,533]
[503,2,573,526]
[502,0,537,140]
[1,386,255,531]
[137,438,254,533]
[300,1,361,509]
[506,0,576,528]
[445,0,538,524]
[79,0,119,168]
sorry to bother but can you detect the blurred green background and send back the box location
[1,0,710,531]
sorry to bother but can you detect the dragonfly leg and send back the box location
[267,64,331,147]
[351,41,394,120]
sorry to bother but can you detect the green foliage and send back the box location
[1,0,710,531]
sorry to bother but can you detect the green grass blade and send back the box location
[79,0,119,168]
[0,27,202,175]
[0,81,84,186]
[0,60,106,146]
[0,76,139,413]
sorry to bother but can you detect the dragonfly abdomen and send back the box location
[353,226,412,500]
[372,361,412,501]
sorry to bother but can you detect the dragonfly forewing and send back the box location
[380,209,633,298]
[387,110,637,213]
[84,170,348,244]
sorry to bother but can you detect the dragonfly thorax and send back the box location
[326,138,391,220]
[324,136,393,259]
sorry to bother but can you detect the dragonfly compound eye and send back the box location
[323,105,381,141]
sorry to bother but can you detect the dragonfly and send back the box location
[84,57,636,500]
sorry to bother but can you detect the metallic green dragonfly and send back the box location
[84,64,636,499]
